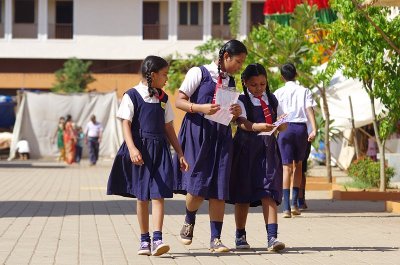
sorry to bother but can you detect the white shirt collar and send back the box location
[135,82,153,101]
[247,89,269,104]
[208,61,228,79]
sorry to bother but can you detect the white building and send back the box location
[0,0,265,60]
[0,0,265,96]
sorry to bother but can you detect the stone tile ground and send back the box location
[0,160,399,265]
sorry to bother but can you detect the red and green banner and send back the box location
[264,0,337,25]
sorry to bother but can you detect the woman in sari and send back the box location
[63,115,76,164]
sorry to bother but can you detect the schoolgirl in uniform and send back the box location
[229,63,286,251]
[107,56,189,256]
[174,40,247,252]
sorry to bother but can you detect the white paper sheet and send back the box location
[205,87,240,126]
[258,112,294,136]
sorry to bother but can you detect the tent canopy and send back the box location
[9,91,123,160]
[322,70,385,130]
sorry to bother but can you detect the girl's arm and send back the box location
[164,121,189,171]
[122,119,143,166]
[236,117,276,132]
[175,91,220,115]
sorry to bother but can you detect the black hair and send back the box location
[280,62,297,81]
[217,39,248,77]
[66,114,72,122]
[241,63,277,122]
[141,55,168,97]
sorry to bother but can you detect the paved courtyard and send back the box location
[0,160,399,265]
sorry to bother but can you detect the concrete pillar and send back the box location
[168,0,178,41]
[4,0,12,40]
[239,0,247,40]
[203,0,211,40]
[38,0,48,40]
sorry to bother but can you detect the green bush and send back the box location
[347,157,395,188]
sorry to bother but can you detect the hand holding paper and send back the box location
[205,87,240,126]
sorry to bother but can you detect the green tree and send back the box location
[52,58,95,93]
[329,0,400,191]
[166,39,224,92]
[228,0,241,39]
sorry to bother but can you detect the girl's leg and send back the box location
[282,164,293,217]
[137,200,151,255]
[261,197,285,251]
[137,199,149,235]
[235,203,250,249]
[152,198,164,233]
[180,193,204,245]
[151,198,170,256]
[235,203,249,229]
[209,199,229,252]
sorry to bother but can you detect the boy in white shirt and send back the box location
[274,63,317,218]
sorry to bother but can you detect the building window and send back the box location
[179,2,199,25]
[14,0,35,23]
[0,0,3,23]
[212,2,231,25]
[250,3,265,26]
[56,1,73,24]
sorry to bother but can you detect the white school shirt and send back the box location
[237,90,270,119]
[273,81,316,123]
[179,61,234,97]
[85,121,103,138]
[117,82,174,123]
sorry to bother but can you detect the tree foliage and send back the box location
[228,0,241,39]
[52,58,95,93]
[329,0,400,190]
[165,39,224,92]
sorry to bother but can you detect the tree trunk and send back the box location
[380,140,386,191]
[321,87,333,183]
[368,91,386,191]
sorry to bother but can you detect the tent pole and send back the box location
[349,96,360,159]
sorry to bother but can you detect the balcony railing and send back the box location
[178,25,203,40]
[48,23,73,39]
[211,25,232,40]
[13,23,37,38]
[143,24,168,40]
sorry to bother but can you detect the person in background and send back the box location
[16,139,30,160]
[52,116,65,162]
[75,126,84,164]
[85,115,103,166]
[274,63,317,218]
[63,115,76,164]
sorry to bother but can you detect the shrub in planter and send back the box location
[347,157,395,188]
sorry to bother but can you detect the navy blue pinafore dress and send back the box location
[173,66,235,200]
[107,88,174,200]
[228,94,283,207]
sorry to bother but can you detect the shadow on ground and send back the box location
[0,161,66,169]
[0,198,396,218]
[166,246,399,258]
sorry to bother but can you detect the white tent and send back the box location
[320,70,400,172]
[9,91,123,160]
[322,70,385,130]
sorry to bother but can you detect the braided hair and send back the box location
[141,55,168,97]
[241,63,277,123]
[217,39,248,77]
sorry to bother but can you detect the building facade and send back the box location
[0,0,265,95]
